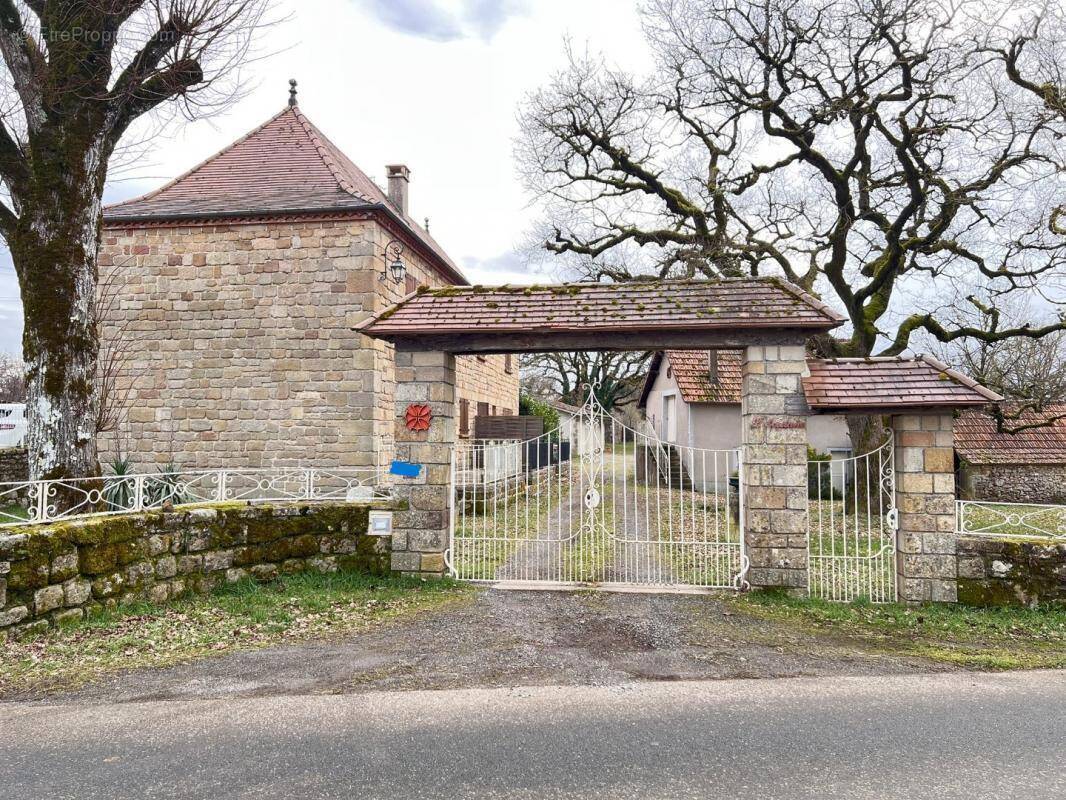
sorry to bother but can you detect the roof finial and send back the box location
[288,78,298,107]
[424,217,430,232]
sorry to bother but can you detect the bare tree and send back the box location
[521,350,649,412]
[0,1,274,483]
[0,351,25,402]
[932,296,1066,432]
[516,0,1066,453]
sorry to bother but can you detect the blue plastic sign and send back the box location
[390,460,423,478]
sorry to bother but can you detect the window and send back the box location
[490,404,497,416]
[477,401,489,418]
[502,407,513,416]
[459,399,470,436]
[405,274,418,295]
[504,354,513,374]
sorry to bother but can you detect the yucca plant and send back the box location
[103,456,137,511]
[145,462,188,508]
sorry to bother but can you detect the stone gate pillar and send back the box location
[892,413,957,603]
[390,349,456,577]
[741,345,809,593]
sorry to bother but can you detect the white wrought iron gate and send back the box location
[807,436,898,603]
[449,391,748,590]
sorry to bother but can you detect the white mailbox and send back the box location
[368,510,393,536]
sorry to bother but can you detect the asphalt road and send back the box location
[3,671,1064,799]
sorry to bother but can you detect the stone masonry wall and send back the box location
[98,216,518,470]
[0,447,27,484]
[893,414,958,603]
[741,344,809,592]
[389,349,454,577]
[957,536,1066,607]
[960,463,1066,505]
[0,502,392,638]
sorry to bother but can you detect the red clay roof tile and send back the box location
[955,403,1066,465]
[102,105,463,283]
[803,356,1001,411]
[357,278,845,337]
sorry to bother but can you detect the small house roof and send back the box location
[638,350,743,407]
[639,352,1000,412]
[802,355,1002,412]
[103,105,465,285]
[955,403,1066,465]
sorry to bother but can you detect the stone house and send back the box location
[955,403,1066,504]
[98,98,518,470]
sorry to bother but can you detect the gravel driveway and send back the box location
[23,588,947,705]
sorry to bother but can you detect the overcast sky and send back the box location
[0,0,652,356]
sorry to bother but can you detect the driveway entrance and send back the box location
[450,391,744,590]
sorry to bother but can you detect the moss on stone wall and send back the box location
[957,535,1066,608]
[0,502,396,636]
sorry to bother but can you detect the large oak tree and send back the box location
[517,0,1066,452]
[0,0,271,482]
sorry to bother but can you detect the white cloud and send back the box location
[351,0,530,42]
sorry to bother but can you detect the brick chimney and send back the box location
[386,164,410,217]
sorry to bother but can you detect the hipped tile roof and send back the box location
[103,105,464,284]
[357,278,845,336]
[955,403,1066,465]
[803,356,1002,411]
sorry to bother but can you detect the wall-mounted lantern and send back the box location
[381,239,407,285]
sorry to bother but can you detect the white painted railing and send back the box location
[0,404,26,448]
[956,500,1066,542]
[0,466,393,528]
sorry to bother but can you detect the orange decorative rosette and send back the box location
[404,404,432,431]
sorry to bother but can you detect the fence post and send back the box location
[892,413,958,603]
[133,475,145,513]
[740,344,810,594]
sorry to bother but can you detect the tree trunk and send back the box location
[845,414,890,514]
[12,159,105,485]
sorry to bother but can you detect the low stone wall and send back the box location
[0,502,394,638]
[957,536,1066,607]
[0,447,27,484]
[960,463,1066,505]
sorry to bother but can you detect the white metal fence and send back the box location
[956,500,1066,542]
[0,466,392,528]
[0,404,26,448]
[807,437,897,603]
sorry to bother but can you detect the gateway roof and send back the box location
[357,278,845,341]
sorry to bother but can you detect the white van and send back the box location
[0,404,26,448]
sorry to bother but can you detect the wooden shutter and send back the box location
[459,399,470,436]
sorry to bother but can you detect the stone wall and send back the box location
[97,216,518,470]
[957,536,1066,607]
[740,344,809,593]
[0,447,27,484]
[893,414,958,603]
[960,463,1066,505]
[389,349,454,577]
[0,502,392,638]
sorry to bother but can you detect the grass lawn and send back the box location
[736,591,1066,670]
[0,571,472,697]
[0,502,29,524]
